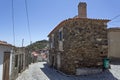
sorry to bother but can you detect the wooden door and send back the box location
[3,52,10,80]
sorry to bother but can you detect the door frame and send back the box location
[3,52,10,80]
[57,52,61,69]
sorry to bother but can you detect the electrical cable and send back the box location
[12,0,15,46]
[25,0,32,45]
[110,14,120,21]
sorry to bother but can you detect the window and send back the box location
[50,34,54,48]
[58,28,63,51]
[59,31,63,41]
[15,55,18,67]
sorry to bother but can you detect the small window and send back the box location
[15,55,18,67]
[50,34,54,48]
[59,31,63,41]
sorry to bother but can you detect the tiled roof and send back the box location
[48,18,110,37]
[0,41,12,46]
[108,27,120,32]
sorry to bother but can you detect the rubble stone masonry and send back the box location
[49,18,110,75]
[10,47,31,80]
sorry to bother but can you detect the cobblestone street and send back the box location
[16,62,120,80]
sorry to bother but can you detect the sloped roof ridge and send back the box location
[48,18,110,36]
[0,40,12,46]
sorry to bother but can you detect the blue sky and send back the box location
[0,0,120,47]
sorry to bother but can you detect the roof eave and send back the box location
[48,18,111,37]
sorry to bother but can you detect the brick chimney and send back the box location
[78,2,87,18]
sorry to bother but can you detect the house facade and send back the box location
[10,47,31,80]
[0,40,31,80]
[108,28,120,60]
[48,2,110,75]
[0,41,12,80]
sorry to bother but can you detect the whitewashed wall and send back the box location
[0,45,12,80]
[0,52,4,80]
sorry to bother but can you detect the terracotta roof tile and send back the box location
[0,41,12,46]
[108,27,120,32]
[48,18,110,36]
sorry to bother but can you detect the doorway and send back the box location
[57,53,61,69]
[3,52,10,80]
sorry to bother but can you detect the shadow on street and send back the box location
[40,62,118,80]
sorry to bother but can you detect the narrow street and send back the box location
[16,62,120,80]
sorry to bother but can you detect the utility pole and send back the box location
[22,39,24,47]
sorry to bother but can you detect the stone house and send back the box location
[48,2,110,75]
[10,47,31,80]
[108,28,120,60]
[32,49,48,62]
[32,51,39,63]
[0,41,12,80]
[0,40,31,80]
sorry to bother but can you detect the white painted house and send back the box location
[0,41,12,80]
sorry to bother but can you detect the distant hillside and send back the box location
[26,40,49,51]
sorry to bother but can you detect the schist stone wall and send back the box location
[48,2,110,75]
[10,47,31,80]
[49,18,109,74]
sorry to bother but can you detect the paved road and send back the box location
[16,62,120,80]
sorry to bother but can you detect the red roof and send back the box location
[0,41,12,46]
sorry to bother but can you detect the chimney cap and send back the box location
[78,2,87,6]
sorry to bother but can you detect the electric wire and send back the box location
[25,0,32,44]
[12,0,15,46]
[109,14,120,27]
[110,14,120,21]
